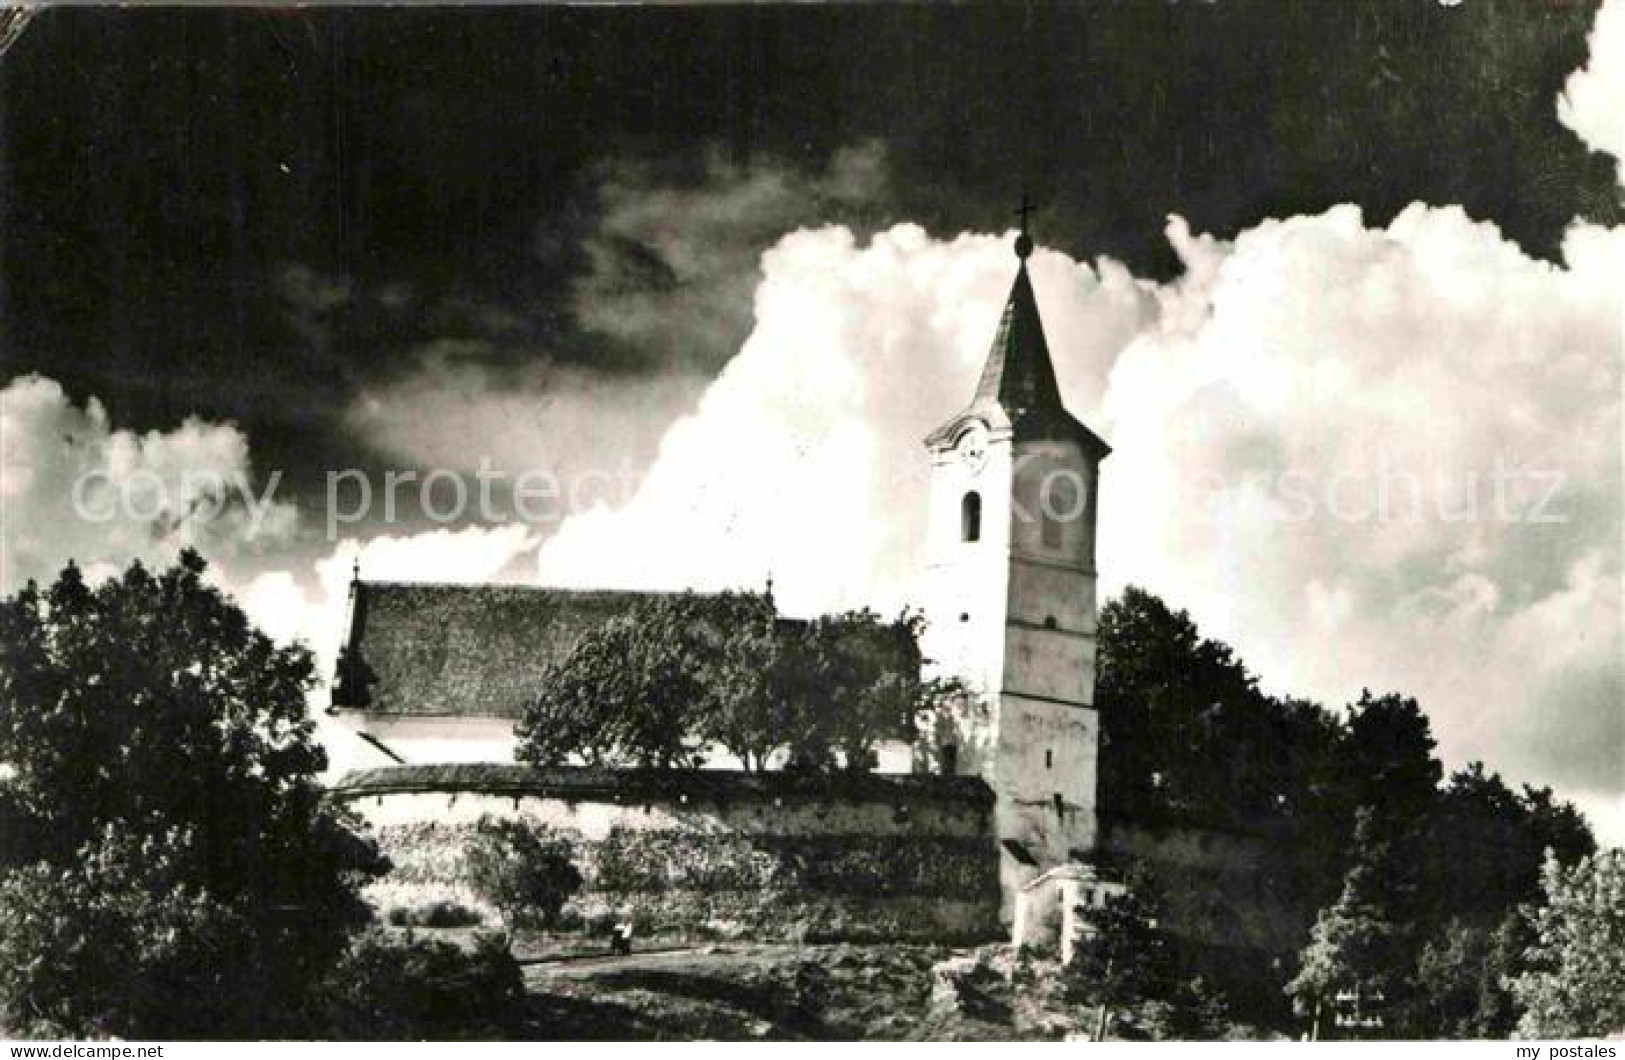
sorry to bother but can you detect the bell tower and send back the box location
[921,207,1111,920]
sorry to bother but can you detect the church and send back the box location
[329,223,1122,950]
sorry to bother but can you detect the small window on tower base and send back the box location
[961,491,982,542]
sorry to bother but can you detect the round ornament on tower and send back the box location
[955,422,990,475]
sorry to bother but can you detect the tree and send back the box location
[1095,587,1343,826]
[0,553,385,1037]
[1154,976,1233,1041]
[1065,879,1169,1041]
[1422,764,1595,932]
[1404,909,1530,1039]
[1286,809,1410,1040]
[1477,909,1537,1037]
[516,592,762,769]
[515,593,925,775]
[1408,919,1492,1039]
[782,609,923,773]
[1512,848,1625,1039]
[1518,784,1596,873]
[700,607,799,771]
[463,817,583,932]
[1341,690,1442,835]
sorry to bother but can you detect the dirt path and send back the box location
[522,944,713,972]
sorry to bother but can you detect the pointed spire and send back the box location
[923,195,1110,459]
[971,259,1065,420]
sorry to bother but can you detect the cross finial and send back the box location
[351,554,361,583]
[1014,193,1036,260]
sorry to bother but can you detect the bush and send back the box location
[419,900,483,928]
[383,900,483,929]
[321,929,524,1039]
[0,830,262,1039]
[463,817,582,931]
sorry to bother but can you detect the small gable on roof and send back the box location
[331,582,677,719]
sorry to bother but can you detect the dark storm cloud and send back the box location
[1,0,1616,511]
[572,142,889,373]
[1516,657,1625,796]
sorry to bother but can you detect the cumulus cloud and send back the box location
[537,224,1151,608]
[1559,0,1625,184]
[537,209,1623,839]
[1102,207,1622,817]
[0,374,297,594]
[238,523,539,681]
[344,340,704,519]
[0,372,538,741]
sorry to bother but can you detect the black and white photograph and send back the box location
[0,0,1622,1044]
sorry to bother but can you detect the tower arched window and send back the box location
[961,491,982,542]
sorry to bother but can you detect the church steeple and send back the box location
[919,199,1112,920]
[925,207,1110,460]
[971,261,1064,421]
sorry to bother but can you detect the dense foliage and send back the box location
[463,816,583,931]
[321,929,525,1040]
[1408,913,1529,1039]
[1285,810,1409,1040]
[1096,587,1346,831]
[1093,585,1601,1039]
[0,553,386,1038]
[1511,849,1625,1039]
[515,591,929,772]
[1064,876,1172,1041]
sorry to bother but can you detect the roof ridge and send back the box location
[357,580,715,596]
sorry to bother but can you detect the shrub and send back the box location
[321,929,524,1039]
[463,817,582,931]
[382,900,483,929]
[417,900,483,928]
[0,829,260,1039]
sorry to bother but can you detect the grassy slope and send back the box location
[518,943,986,1041]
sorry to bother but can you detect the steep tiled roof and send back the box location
[329,762,995,805]
[331,582,680,718]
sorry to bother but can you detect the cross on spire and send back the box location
[1016,192,1036,234]
[1014,193,1036,260]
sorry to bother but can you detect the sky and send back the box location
[2,2,1622,840]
